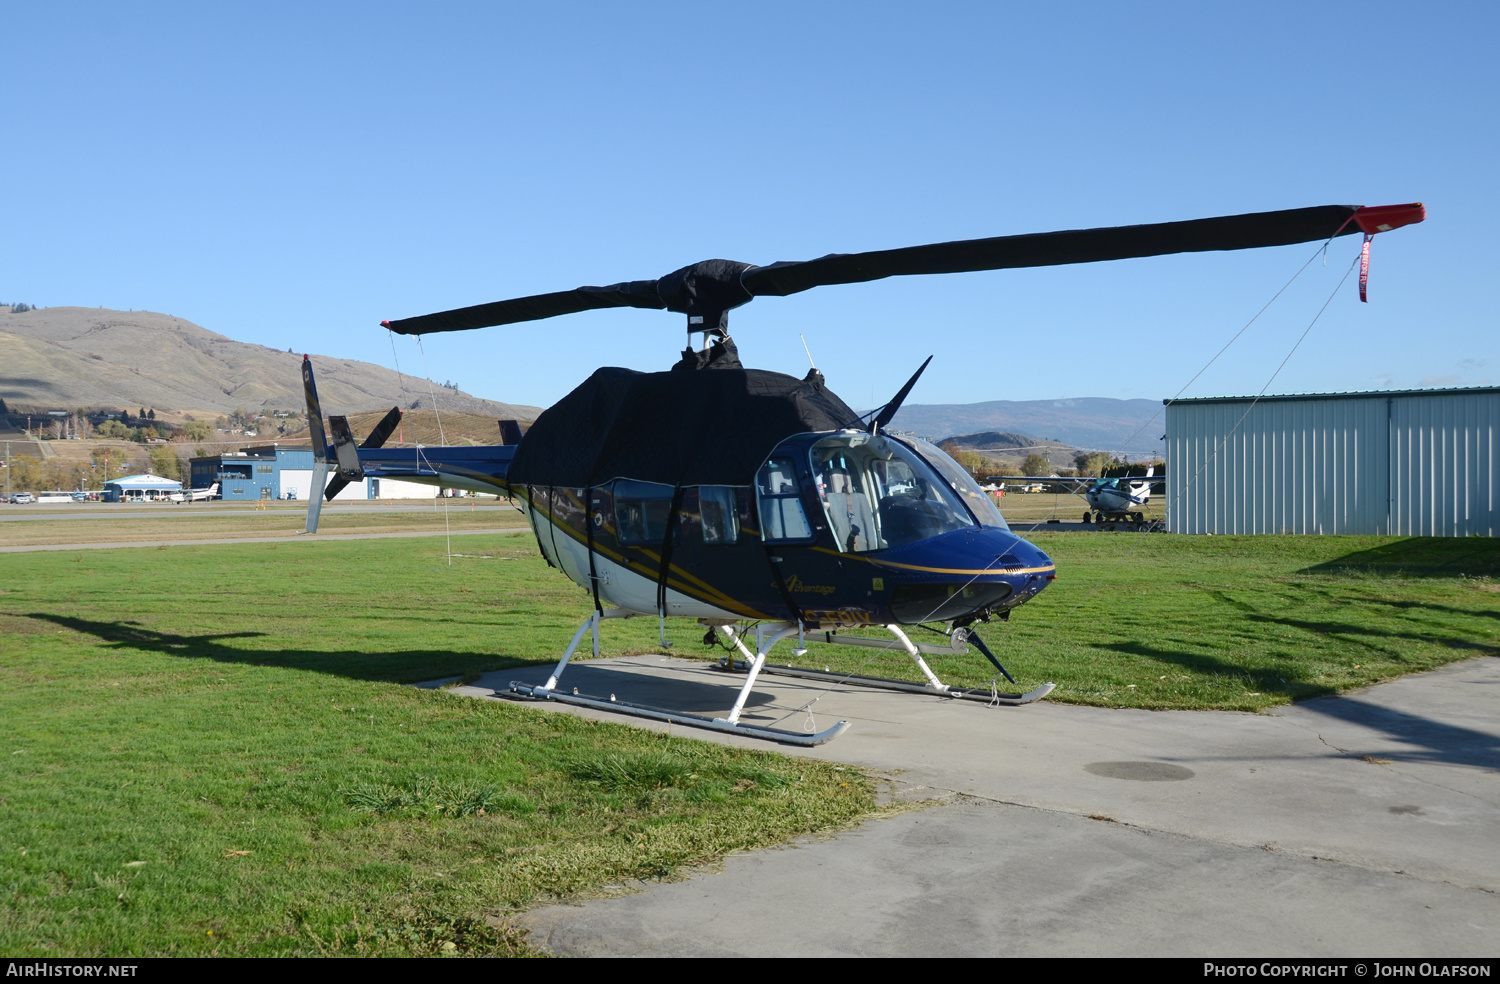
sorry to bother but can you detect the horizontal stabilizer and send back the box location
[355,445,518,496]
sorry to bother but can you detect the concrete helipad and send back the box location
[445,653,1500,956]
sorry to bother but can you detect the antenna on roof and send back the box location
[799,333,817,370]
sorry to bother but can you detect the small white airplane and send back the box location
[169,482,220,503]
[1080,467,1155,524]
[987,468,1160,526]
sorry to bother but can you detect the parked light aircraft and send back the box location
[169,483,220,503]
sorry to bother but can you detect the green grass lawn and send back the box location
[0,538,876,957]
[1,501,527,546]
[1,531,1495,956]
[790,532,1499,711]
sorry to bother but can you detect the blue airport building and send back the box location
[189,445,372,501]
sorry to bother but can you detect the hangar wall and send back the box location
[1164,387,1498,536]
[370,477,444,499]
[279,469,370,501]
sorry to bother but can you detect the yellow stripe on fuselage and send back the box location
[519,488,771,619]
[810,545,1055,577]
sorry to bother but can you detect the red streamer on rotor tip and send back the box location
[1359,233,1373,303]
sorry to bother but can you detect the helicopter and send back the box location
[299,201,1424,746]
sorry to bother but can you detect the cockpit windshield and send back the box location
[809,433,977,552]
[893,435,1010,531]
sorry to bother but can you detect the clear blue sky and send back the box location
[4,2,1493,411]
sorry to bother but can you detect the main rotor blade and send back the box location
[740,204,1368,298]
[383,280,664,335]
[380,203,1422,334]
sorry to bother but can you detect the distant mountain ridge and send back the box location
[0,306,541,420]
[888,396,1164,453]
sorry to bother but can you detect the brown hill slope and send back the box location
[0,306,541,420]
[279,409,526,447]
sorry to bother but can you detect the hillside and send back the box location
[278,409,524,447]
[0,306,541,420]
[888,397,1164,454]
[944,430,1037,451]
[941,431,1082,473]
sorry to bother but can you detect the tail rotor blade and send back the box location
[300,356,330,532]
[361,406,403,449]
[301,356,328,462]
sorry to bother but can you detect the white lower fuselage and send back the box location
[522,500,743,620]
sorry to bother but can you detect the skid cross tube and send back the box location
[509,612,851,746]
[714,622,1056,705]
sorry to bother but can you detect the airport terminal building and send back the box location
[1164,386,1498,536]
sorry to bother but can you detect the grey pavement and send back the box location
[443,652,1500,956]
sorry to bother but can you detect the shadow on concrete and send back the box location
[1295,680,1500,773]
[1101,638,1499,772]
[500,660,776,716]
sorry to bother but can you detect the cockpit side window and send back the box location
[811,443,884,552]
[697,486,741,545]
[613,479,675,545]
[756,457,815,543]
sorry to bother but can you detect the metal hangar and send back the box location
[1164,387,1498,536]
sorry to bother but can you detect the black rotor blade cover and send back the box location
[740,204,1363,298]
[385,280,666,335]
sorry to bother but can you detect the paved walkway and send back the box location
[444,653,1500,956]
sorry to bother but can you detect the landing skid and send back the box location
[508,612,1052,747]
[712,623,1055,706]
[509,610,851,746]
[716,659,1055,705]
[507,684,850,746]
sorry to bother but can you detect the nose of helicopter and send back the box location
[1001,531,1054,574]
[877,527,1056,624]
[998,531,1057,607]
